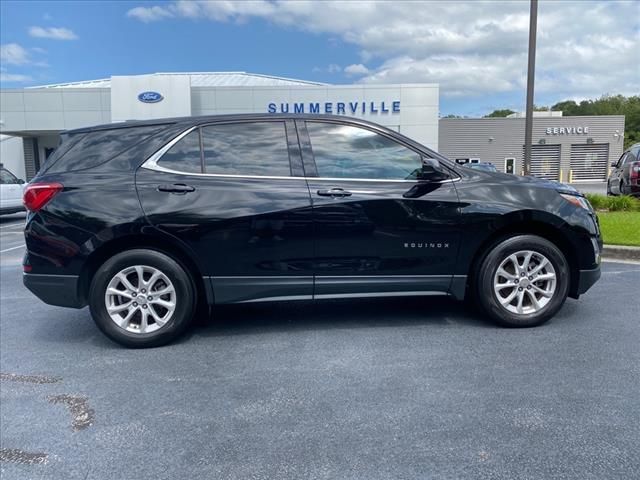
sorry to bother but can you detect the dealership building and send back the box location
[0,71,625,184]
[439,112,626,183]
[0,72,438,180]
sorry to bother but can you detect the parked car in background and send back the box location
[463,162,498,172]
[22,114,602,347]
[0,164,26,215]
[607,143,640,197]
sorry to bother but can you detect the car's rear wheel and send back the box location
[89,249,196,348]
[475,235,569,327]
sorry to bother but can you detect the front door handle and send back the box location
[157,183,196,194]
[317,188,352,198]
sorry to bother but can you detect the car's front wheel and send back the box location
[475,235,569,327]
[620,181,628,196]
[89,249,196,348]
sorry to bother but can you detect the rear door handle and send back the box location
[157,183,196,194]
[317,188,352,198]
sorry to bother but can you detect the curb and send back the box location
[602,245,640,262]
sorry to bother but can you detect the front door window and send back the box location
[306,122,423,180]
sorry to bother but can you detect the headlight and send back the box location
[560,193,592,211]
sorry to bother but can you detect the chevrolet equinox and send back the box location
[22,114,602,347]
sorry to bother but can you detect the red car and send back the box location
[608,143,640,197]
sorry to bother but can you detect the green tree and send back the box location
[550,94,640,148]
[550,100,579,115]
[484,109,515,117]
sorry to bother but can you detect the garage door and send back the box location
[522,144,560,180]
[570,144,609,182]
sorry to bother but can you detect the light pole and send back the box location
[523,0,538,176]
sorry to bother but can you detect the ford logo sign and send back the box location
[138,91,163,103]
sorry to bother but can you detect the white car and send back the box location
[0,165,25,215]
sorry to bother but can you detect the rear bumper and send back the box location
[23,273,85,308]
[575,266,601,296]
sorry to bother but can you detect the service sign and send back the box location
[545,126,589,135]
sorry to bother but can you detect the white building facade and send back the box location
[0,72,439,180]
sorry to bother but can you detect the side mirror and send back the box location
[17,179,25,185]
[610,162,617,167]
[420,158,449,182]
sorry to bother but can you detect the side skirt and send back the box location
[207,275,468,304]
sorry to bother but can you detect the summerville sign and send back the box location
[268,101,401,114]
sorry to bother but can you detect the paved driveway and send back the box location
[1,214,639,479]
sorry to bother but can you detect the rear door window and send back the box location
[201,122,291,177]
[155,122,292,176]
[156,130,202,174]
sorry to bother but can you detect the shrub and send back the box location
[585,193,607,210]
[608,195,640,211]
[585,193,640,211]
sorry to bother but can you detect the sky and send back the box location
[1,0,638,117]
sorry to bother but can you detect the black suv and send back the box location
[607,143,640,197]
[22,114,602,347]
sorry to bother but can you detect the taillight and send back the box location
[630,162,639,182]
[23,182,63,212]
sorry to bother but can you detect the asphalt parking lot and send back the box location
[1,212,639,480]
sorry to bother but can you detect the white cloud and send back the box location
[28,26,78,40]
[1,43,31,65]
[127,5,173,23]
[0,72,33,83]
[312,64,342,74]
[344,64,370,76]
[125,0,640,103]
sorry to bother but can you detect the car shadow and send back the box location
[29,297,493,349]
[187,296,494,341]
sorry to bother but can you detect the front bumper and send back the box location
[23,273,85,308]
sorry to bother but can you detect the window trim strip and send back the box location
[140,124,460,184]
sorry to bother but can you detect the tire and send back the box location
[89,249,196,348]
[475,235,569,328]
[606,180,612,196]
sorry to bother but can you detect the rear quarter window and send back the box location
[46,125,168,173]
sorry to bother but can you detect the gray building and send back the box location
[0,72,439,180]
[439,112,626,183]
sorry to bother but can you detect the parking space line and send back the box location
[0,244,25,253]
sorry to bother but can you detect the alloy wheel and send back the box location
[104,265,176,334]
[493,250,557,315]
